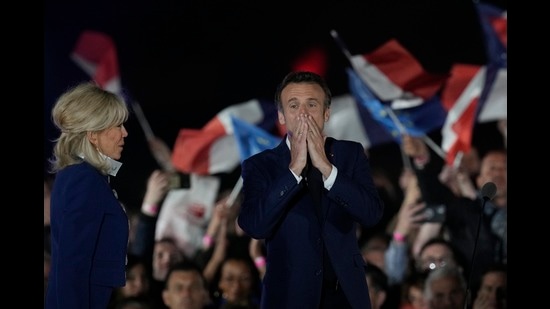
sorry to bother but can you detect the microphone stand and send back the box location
[464,182,496,309]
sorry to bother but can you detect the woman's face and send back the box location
[121,263,149,297]
[407,285,425,309]
[89,124,128,159]
[218,259,254,303]
[153,241,183,280]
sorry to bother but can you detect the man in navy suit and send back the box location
[238,71,384,309]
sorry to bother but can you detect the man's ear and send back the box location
[278,110,286,125]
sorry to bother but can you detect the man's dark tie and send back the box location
[303,154,323,215]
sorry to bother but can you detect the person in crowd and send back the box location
[472,263,507,309]
[113,296,152,309]
[138,135,221,263]
[196,192,248,283]
[162,261,214,309]
[423,266,467,309]
[399,272,427,309]
[415,238,465,275]
[148,237,186,308]
[365,264,389,309]
[210,257,261,309]
[45,82,130,309]
[384,169,427,286]
[237,71,384,309]
[361,166,403,239]
[360,231,391,272]
[109,253,153,309]
[192,192,262,308]
[129,168,182,308]
[402,135,507,287]
[153,238,186,282]
[129,168,172,265]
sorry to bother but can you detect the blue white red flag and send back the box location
[440,64,486,166]
[70,30,121,94]
[231,116,282,162]
[476,2,507,122]
[323,94,392,149]
[343,37,448,104]
[172,99,280,175]
[347,68,446,144]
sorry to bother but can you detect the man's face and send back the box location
[277,82,329,137]
[477,152,507,198]
[427,276,465,309]
[476,271,507,309]
[162,270,208,309]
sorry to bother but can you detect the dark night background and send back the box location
[44,0,506,211]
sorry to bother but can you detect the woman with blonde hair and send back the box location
[45,82,131,309]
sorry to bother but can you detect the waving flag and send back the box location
[155,173,221,258]
[332,31,448,104]
[347,68,446,144]
[71,30,121,94]
[325,94,394,149]
[440,64,486,166]
[476,2,507,122]
[172,98,280,175]
[231,116,282,162]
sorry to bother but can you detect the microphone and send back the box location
[464,181,497,309]
[481,182,497,200]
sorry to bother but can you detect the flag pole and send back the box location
[131,101,178,173]
[383,106,446,160]
[131,101,155,141]
[453,151,464,170]
[383,106,412,169]
[422,135,447,160]
[224,176,243,208]
[330,30,353,60]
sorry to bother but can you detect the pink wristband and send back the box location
[254,256,266,268]
[202,235,213,248]
[142,204,159,216]
[393,232,406,242]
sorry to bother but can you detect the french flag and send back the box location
[476,2,507,122]
[70,30,122,94]
[347,67,446,145]
[170,93,385,175]
[340,35,448,105]
[440,64,486,166]
[323,94,379,149]
[171,98,280,175]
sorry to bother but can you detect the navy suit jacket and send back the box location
[45,162,129,309]
[238,137,384,309]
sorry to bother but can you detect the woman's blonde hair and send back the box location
[48,82,129,175]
